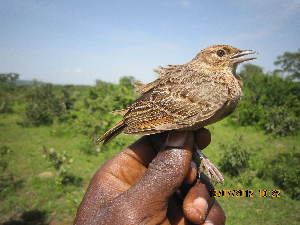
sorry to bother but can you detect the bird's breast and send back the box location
[223,75,242,101]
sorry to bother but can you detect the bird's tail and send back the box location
[96,120,126,144]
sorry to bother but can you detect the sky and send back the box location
[0,0,299,85]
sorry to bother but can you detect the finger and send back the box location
[127,131,194,205]
[185,128,211,185]
[182,177,215,224]
[203,201,226,225]
[167,195,185,225]
[123,134,164,168]
[97,133,167,188]
[184,161,198,184]
[195,128,211,150]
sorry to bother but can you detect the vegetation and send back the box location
[259,151,300,200]
[219,138,250,176]
[230,64,300,136]
[24,84,68,126]
[0,50,299,224]
[274,49,300,80]
[0,73,19,113]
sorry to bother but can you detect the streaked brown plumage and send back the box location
[98,45,256,144]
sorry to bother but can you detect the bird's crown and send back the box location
[192,44,256,67]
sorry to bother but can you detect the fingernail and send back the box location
[193,197,208,214]
[165,131,187,148]
[203,222,214,225]
[196,128,211,150]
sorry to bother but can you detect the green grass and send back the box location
[0,114,299,224]
[206,121,300,225]
[0,114,130,224]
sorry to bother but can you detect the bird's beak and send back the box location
[230,50,257,63]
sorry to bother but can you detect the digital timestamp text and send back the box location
[209,189,281,198]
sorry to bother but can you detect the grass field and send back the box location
[0,113,299,225]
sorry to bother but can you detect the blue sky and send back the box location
[0,0,299,85]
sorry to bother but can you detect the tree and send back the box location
[25,84,66,125]
[274,49,300,80]
[240,64,264,78]
[0,73,19,84]
[230,63,300,136]
[0,73,20,113]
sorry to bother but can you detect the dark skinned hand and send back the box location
[74,128,225,225]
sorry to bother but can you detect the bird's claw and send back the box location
[200,157,224,184]
[195,149,224,184]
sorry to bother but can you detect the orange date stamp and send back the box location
[209,189,281,198]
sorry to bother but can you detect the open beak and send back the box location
[230,50,257,63]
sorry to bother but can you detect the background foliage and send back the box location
[230,63,300,136]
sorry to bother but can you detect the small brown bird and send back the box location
[98,44,256,183]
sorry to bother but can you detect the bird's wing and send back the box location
[134,64,183,94]
[134,79,161,94]
[123,77,229,134]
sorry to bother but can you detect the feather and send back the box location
[97,120,126,144]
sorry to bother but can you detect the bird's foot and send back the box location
[196,150,224,184]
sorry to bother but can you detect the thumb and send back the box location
[128,131,194,205]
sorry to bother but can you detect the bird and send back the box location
[98,44,256,183]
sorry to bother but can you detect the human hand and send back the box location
[74,129,225,225]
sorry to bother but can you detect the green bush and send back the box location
[230,64,300,136]
[74,76,136,139]
[42,146,82,186]
[78,138,97,155]
[0,145,23,200]
[262,107,299,136]
[231,99,265,126]
[0,145,11,172]
[219,141,250,176]
[0,73,20,114]
[24,84,66,126]
[260,151,300,200]
[0,95,13,113]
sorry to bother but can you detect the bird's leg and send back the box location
[193,144,224,184]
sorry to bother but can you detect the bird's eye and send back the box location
[217,49,226,57]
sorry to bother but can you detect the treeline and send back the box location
[0,74,137,152]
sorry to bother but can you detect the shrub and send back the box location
[262,107,299,136]
[78,138,97,155]
[230,99,265,126]
[0,95,13,113]
[229,64,300,136]
[0,145,23,200]
[0,73,19,114]
[260,151,300,200]
[75,76,136,139]
[0,145,11,172]
[219,141,250,176]
[42,146,82,186]
[25,84,66,126]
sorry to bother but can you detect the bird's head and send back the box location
[191,45,256,72]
